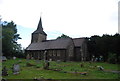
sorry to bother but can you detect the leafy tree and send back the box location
[88,33,120,63]
[57,34,70,39]
[2,21,22,57]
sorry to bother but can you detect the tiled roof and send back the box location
[26,38,72,50]
[73,38,85,47]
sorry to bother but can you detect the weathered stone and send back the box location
[13,56,16,60]
[43,60,50,70]
[12,64,20,75]
[1,56,7,61]
[97,66,104,71]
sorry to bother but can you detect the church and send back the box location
[25,17,89,61]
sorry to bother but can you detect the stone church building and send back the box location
[26,17,89,61]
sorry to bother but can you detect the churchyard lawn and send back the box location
[2,58,120,79]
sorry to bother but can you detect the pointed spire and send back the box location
[33,16,47,36]
[37,17,43,32]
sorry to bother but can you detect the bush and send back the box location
[107,53,117,64]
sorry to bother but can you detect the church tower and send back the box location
[31,17,47,43]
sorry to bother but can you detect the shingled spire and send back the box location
[33,17,47,36]
[31,17,47,43]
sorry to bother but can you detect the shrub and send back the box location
[107,53,117,64]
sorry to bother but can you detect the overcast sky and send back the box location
[0,0,119,48]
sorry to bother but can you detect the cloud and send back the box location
[0,0,118,48]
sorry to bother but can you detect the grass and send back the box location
[2,58,120,79]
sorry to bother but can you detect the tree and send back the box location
[2,21,22,57]
[57,34,70,39]
[87,33,120,63]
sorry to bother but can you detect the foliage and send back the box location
[108,53,117,64]
[87,33,120,62]
[2,21,22,57]
[2,59,120,79]
[57,34,70,39]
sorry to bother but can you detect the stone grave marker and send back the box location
[97,66,104,71]
[49,59,52,62]
[13,56,16,60]
[43,60,50,70]
[2,56,7,61]
[26,54,30,62]
[12,63,20,75]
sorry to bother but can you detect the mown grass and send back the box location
[2,58,120,79]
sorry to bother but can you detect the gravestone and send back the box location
[31,57,34,60]
[12,63,20,75]
[91,55,95,62]
[99,56,103,62]
[43,60,50,70]
[57,60,61,63]
[13,56,16,60]
[2,66,8,76]
[95,58,98,62]
[26,54,30,59]
[97,66,104,71]
[2,56,7,61]
[99,66,104,71]
[49,59,52,62]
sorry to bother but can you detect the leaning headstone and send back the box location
[2,66,8,76]
[12,63,20,75]
[99,66,104,71]
[97,66,104,71]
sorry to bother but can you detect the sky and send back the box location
[0,0,119,48]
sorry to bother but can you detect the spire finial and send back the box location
[40,12,42,17]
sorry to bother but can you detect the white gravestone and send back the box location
[13,64,20,74]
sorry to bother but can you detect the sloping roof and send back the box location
[26,38,72,50]
[73,38,85,47]
[32,17,47,36]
